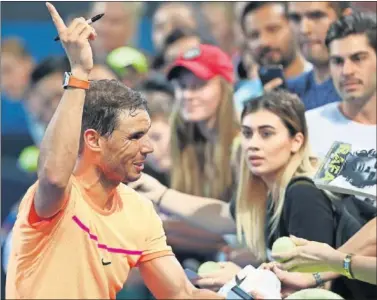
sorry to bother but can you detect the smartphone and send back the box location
[184,268,201,281]
[258,65,286,89]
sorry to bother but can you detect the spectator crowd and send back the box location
[1,1,377,299]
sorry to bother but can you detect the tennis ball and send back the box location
[18,145,39,173]
[197,261,221,276]
[272,237,296,262]
[286,288,344,299]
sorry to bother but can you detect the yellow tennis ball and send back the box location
[197,261,221,276]
[18,145,39,173]
[272,237,296,262]
[286,288,344,299]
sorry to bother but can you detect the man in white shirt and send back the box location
[306,12,376,160]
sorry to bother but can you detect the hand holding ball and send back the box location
[272,236,333,273]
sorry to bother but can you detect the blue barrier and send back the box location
[1,19,155,63]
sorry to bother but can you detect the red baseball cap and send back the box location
[167,44,235,84]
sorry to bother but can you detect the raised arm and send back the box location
[129,173,236,234]
[35,2,96,218]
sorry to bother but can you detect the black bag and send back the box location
[288,176,377,300]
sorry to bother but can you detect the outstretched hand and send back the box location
[46,2,96,75]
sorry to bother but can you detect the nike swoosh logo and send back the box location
[102,258,111,266]
[235,274,246,286]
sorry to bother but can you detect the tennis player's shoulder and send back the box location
[117,182,155,208]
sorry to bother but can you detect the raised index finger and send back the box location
[46,2,66,34]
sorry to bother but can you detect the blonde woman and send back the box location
[232,90,332,262]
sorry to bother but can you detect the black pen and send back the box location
[54,13,104,41]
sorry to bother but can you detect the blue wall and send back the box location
[2,21,65,62]
[2,19,154,63]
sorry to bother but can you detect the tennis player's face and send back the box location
[99,109,153,183]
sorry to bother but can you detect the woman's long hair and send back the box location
[170,77,239,200]
[236,90,318,261]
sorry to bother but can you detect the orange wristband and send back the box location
[63,72,90,90]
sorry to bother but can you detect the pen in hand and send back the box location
[54,13,104,41]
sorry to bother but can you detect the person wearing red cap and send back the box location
[167,44,239,202]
